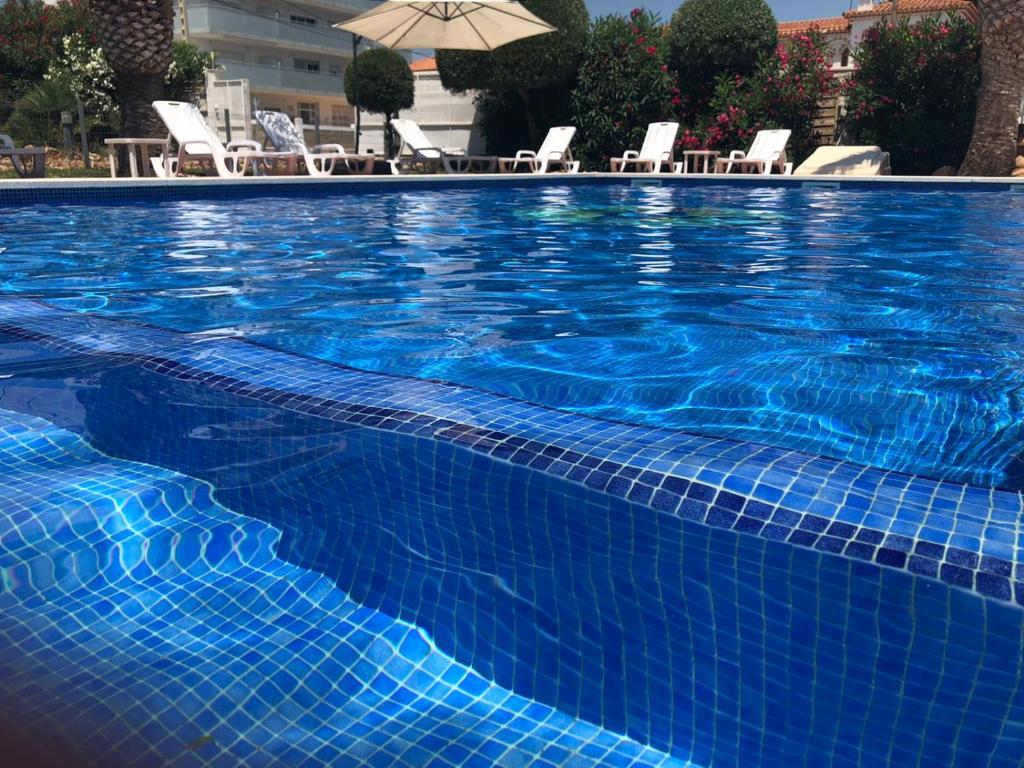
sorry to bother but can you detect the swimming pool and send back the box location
[1,178,1023,766]
[3,183,1024,488]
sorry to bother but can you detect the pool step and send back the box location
[0,406,689,768]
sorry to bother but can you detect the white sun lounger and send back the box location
[255,110,375,177]
[794,146,891,176]
[714,129,793,175]
[389,118,495,174]
[151,101,297,178]
[610,122,679,173]
[499,127,580,174]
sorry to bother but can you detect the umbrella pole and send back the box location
[351,34,363,154]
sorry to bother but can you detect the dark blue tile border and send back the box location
[0,173,1020,207]
[1,298,1022,610]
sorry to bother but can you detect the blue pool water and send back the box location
[2,184,1024,488]
[2,181,1024,766]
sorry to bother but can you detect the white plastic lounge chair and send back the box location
[794,146,891,176]
[499,127,579,174]
[714,129,793,175]
[255,110,375,177]
[0,134,45,178]
[610,122,679,173]
[151,101,297,178]
[389,118,495,174]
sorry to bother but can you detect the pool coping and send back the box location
[1,299,1022,610]
[1,170,1023,205]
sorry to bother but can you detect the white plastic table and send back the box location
[105,138,170,178]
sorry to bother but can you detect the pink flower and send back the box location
[646,45,657,55]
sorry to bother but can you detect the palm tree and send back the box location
[960,0,1024,176]
[89,0,175,141]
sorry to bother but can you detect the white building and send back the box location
[777,0,980,73]
[358,57,483,156]
[776,0,981,142]
[175,0,374,138]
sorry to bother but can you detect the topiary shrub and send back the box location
[667,0,776,115]
[345,47,414,158]
[570,8,677,170]
[436,0,588,147]
[840,15,979,175]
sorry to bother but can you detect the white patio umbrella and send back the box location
[334,0,556,51]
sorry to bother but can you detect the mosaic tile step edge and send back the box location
[1,298,1020,609]
[1,175,1022,208]
[0,406,685,768]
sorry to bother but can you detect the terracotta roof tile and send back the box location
[410,56,437,72]
[777,17,850,37]
[843,0,978,22]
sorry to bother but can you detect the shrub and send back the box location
[699,31,835,163]
[667,0,776,115]
[839,15,980,175]
[345,47,414,157]
[166,41,212,103]
[0,0,90,101]
[673,30,834,166]
[570,8,677,170]
[436,0,588,147]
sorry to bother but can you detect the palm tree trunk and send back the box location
[960,0,1024,176]
[117,73,167,140]
[90,0,175,174]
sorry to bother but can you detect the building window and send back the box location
[258,56,282,68]
[298,102,319,124]
[295,58,320,73]
[840,48,850,67]
[290,14,316,26]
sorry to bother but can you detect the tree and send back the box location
[89,0,174,141]
[344,47,414,158]
[960,0,1024,176]
[667,0,777,115]
[435,0,588,146]
[570,9,675,170]
[841,16,980,175]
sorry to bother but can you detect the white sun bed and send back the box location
[715,129,793,175]
[151,101,297,178]
[794,146,891,176]
[610,122,679,173]
[255,110,375,177]
[499,127,580,174]
[389,118,495,174]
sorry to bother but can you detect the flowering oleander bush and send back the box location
[570,8,677,170]
[839,15,980,175]
[44,33,118,116]
[0,0,89,101]
[696,31,835,163]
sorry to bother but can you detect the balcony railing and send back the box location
[288,0,380,15]
[185,2,357,54]
[216,60,347,97]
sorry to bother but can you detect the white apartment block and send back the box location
[175,0,373,134]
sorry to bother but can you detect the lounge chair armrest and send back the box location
[0,133,14,149]
[515,150,537,160]
[621,150,639,160]
[727,150,747,160]
[227,139,262,152]
[313,144,346,154]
